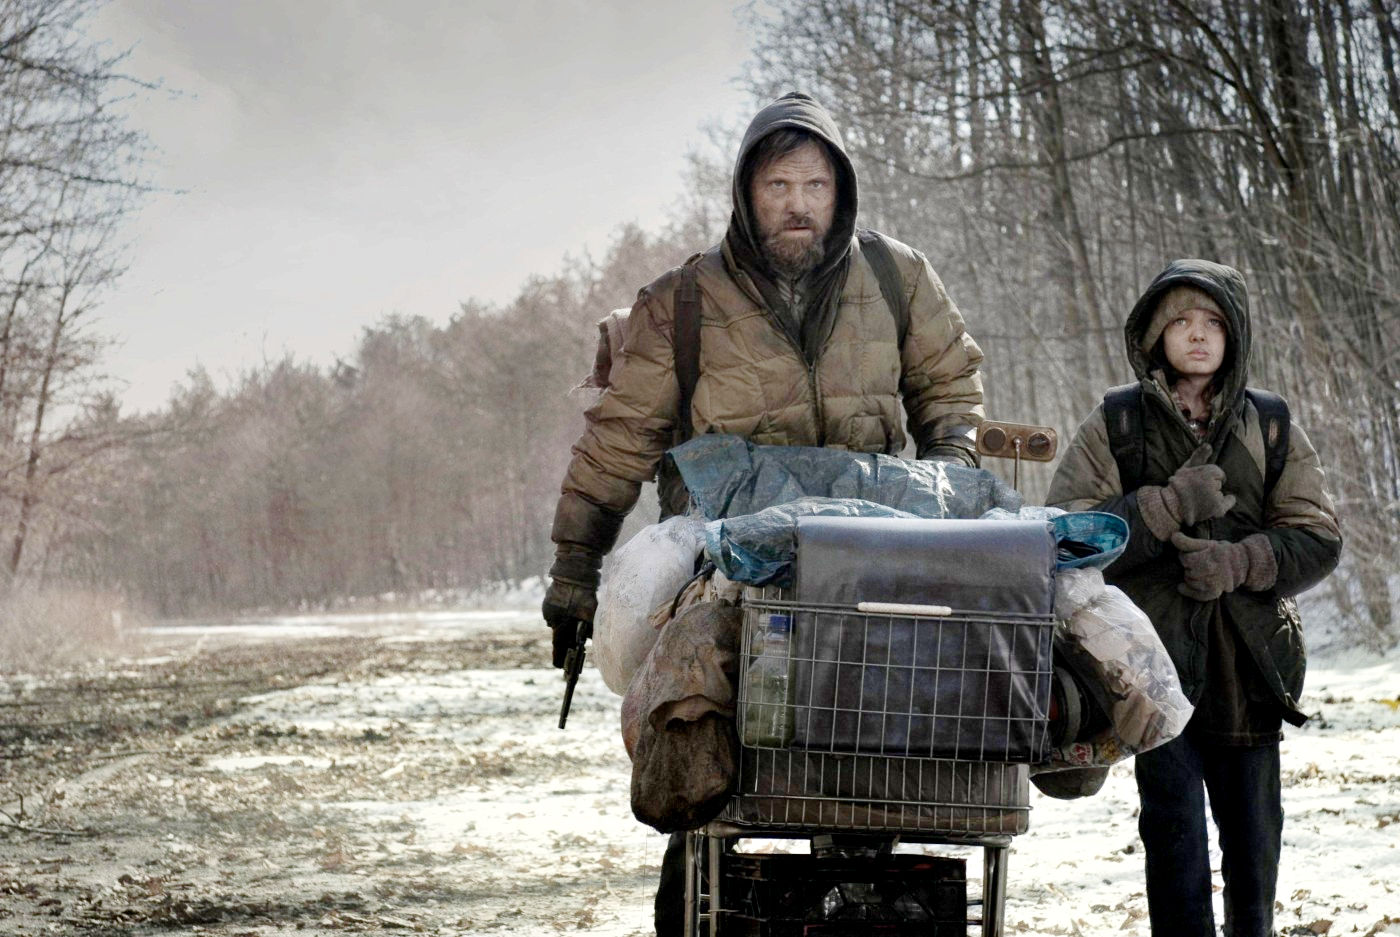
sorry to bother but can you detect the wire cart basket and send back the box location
[685,518,1057,937]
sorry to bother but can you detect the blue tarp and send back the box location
[668,435,1022,521]
[983,506,1129,571]
[665,435,1127,585]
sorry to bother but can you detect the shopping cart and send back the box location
[684,516,1057,937]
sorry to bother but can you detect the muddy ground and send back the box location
[2,614,1397,937]
[0,618,661,936]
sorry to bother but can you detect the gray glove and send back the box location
[1171,531,1278,601]
[1137,444,1236,540]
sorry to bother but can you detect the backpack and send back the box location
[1102,383,1290,495]
[582,229,912,443]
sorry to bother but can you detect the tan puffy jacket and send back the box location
[554,235,984,544]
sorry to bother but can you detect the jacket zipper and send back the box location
[736,270,827,445]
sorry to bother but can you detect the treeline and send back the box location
[1,0,146,583]
[48,224,712,614]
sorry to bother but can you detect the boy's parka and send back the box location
[1047,259,1340,736]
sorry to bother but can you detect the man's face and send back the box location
[749,140,836,279]
[1161,305,1228,379]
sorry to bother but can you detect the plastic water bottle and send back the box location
[743,613,794,747]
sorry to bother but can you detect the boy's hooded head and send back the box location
[1124,260,1252,417]
[1143,286,1233,385]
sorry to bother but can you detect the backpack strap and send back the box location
[1245,388,1290,495]
[857,229,910,345]
[1104,383,1291,497]
[1103,383,1147,493]
[672,259,702,444]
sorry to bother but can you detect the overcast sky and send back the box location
[86,1,755,412]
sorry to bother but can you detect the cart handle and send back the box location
[855,601,954,617]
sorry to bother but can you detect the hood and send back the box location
[1124,259,1252,418]
[725,92,859,288]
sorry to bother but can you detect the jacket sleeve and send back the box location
[1258,421,1342,598]
[1045,406,1167,574]
[552,280,679,549]
[897,251,985,465]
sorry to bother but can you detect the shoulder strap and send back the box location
[857,229,910,345]
[1246,388,1290,494]
[672,260,702,444]
[1103,383,1146,492]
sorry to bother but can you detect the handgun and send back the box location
[557,618,593,729]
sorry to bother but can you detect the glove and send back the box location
[1171,531,1278,601]
[920,444,976,467]
[543,543,603,668]
[1137,443,1236,540]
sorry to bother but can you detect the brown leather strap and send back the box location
[673,262,701,444]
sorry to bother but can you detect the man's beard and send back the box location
[759,214,828,280]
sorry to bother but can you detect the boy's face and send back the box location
[1162,305,1228,378]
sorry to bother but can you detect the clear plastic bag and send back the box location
[1050,568,1194,767]
[594,516,707,694]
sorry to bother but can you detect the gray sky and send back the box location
[88,0,754,412]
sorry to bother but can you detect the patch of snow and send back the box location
[208,607,1400,936]
[203,754,336,772]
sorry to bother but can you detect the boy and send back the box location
[1047,259,1341,937]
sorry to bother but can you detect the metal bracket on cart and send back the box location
[976,420,1058,489]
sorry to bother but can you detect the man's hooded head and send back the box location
[726,93,858,287]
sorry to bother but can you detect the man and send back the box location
[543,91,986,934]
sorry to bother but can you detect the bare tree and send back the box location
[744,0,1400,643]
[0,0,150,581]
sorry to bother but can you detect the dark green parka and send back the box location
[1047,260,1341,732]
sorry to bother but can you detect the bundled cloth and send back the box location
[621,583,742,833]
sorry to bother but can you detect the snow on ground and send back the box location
[167,606,1400,936]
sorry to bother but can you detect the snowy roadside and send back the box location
[218,610,1399,936]
[2,607,1395,936]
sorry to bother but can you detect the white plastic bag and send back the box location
[1051,568,1194,767]
[594,516,707,694]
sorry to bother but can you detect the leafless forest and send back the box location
[2,0,1399,648]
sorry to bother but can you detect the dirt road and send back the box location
[3,611,1397,936]
[0,614,662,935]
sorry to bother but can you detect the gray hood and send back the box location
[722,93,861,361]
[725,91,859,278]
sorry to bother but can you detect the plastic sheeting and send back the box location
[668,435,1022,522]
[667,435,1024,585]
[1049,567,1194,768]
[705,497,919,587]
[983,506,1129,571]
[667,437,1128,585]
[594,515,708,694]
